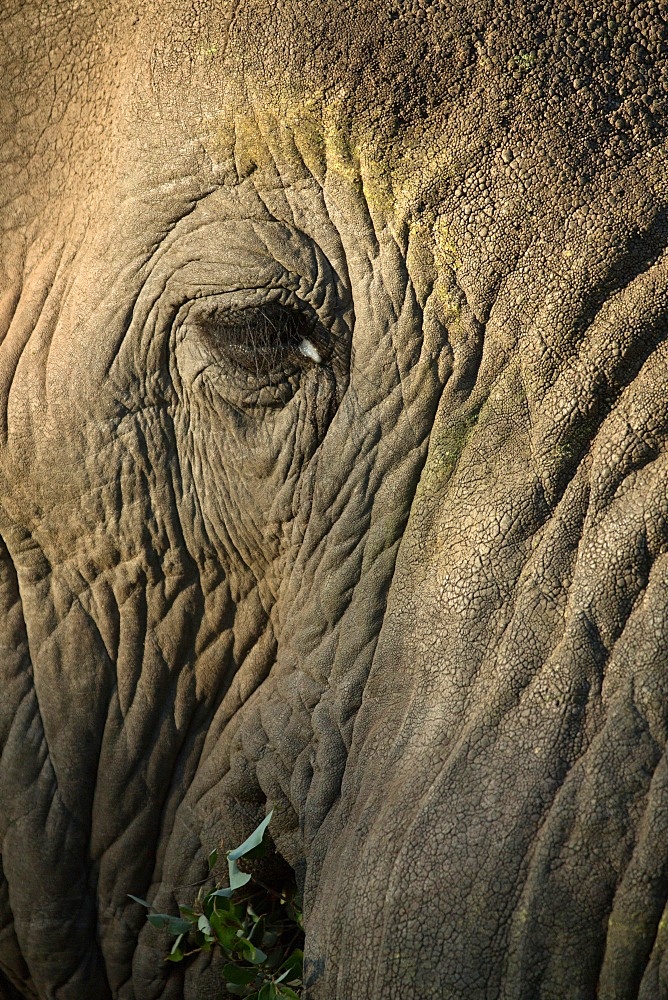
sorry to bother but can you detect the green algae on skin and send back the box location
[421,409,481,489]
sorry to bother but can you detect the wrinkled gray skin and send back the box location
[2,0,668,997]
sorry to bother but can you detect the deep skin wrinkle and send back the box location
[1,1,668,998]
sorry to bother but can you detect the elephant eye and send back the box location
[195,301,328,385]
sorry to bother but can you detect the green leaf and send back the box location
[209,886,234,900]
[237,938,267,965]
[165,933,188,962]
[207,847,218,870]
[235,936,254,957]
[222,964,257,986]
[214,922,243,952]
[127,894,151,908]
[147,914,192,935]
[278,950,303,980]
[258,984,278,1000]
[210,895,242,922]
[206,889,241,921]
[248,915,265,943]
[277,988,301,1000]
[194,929,215,948]
[264,947,284,970]
[165,947,185,963]
[228,859,252,892]
[227,811,274,861]
[178,905,197,920]
[210,907,242,933]
[197,914,212,936]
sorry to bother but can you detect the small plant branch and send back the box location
[129,811,304,1000]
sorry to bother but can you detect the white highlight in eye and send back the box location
[298,338,322,363]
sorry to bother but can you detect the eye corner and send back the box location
[297,337,322,363]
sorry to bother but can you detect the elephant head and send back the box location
[2,1,668,997]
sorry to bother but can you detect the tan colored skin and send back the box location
[2,1,668,997]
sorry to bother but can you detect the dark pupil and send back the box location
[199,303,309,378]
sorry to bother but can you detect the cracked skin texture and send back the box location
[1,0,668,997]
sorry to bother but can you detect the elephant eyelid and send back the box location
[189,300,331,388]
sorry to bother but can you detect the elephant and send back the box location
[1,0,668,996]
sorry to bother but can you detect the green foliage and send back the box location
[130,813,304,999]
[511,50,536,72]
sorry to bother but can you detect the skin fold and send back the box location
[1,0,668,996]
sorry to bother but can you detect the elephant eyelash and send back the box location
[194,301,329,386]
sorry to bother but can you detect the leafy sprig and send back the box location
[129,812,303,999]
